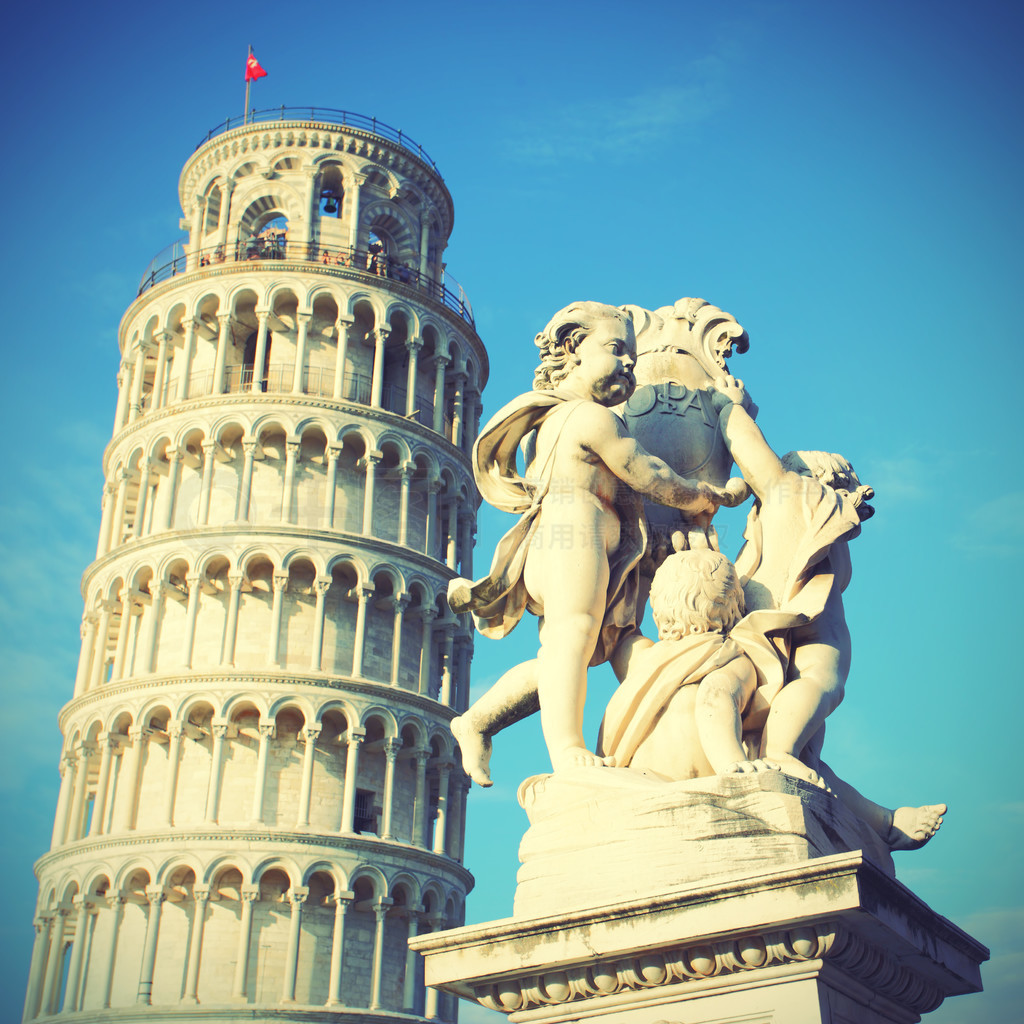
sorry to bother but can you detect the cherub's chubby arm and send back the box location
[711,376,787,502]
[578,402,749,514]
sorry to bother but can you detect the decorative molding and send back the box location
[473,922,945,1017]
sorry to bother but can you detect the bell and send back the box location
[323,194,339,214]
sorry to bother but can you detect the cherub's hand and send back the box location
[709,375,753,414]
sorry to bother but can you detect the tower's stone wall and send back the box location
[24,112,484,1023]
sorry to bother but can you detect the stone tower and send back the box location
[24,109,485,1022]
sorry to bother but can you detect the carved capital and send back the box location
[212,723,229,740]
[288,886,309,907]
[313,576,333,599]
[241,886,260,903]
[302,727,321,744]
[228,572,246,593]
[285,440,301,459]
[145,886,166,906]
[326,444,343,461]
[242,439,260,458]
[384,737,402,761]
[192,886,211,903]
[259,723,276,740]
[273,571,290,593]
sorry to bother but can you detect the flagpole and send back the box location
[244,45,252,125]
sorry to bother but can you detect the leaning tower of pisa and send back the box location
[24,109,485,1023]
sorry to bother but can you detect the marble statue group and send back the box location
[448,298,944,855]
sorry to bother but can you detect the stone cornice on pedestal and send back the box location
[411,853,988,1023]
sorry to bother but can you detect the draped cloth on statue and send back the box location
[599,476,862,768]
[449,390,647,667]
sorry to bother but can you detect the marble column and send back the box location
[113,728,146,832]
[158,449,182,531]
[22,914,52,1021]
[281,888,309,1002]
[212,313,232,394]
[181,887,210,1003]
[405,337,422,416]
[95,483,115,558]
[390,596,408,687]
[88,734,115,838]
[369,328,388,408]
[250,722,275,824]
[403,909,422,1012]
[179,318,197,399]
[398,461,414,546]
[296,727,321,828]
[236,440,258,520]
[340,730,365,832]
[369,901,391,1010]
[66,743,93,842]
[433,764,451,856]
[450,369,467,447]
[161,723,182,827]
[197,441,217,526]
[380,738,401,840]
[182,573,202,668]
[418,608,437,696]
[140,581,166,674]
[203,723,229,823]
[431,354,449,434]
[360,450,381,534]
[136,887,165,1004]
[268,571,289,668]
[281,440,300,523]
[62,896,91,1012]
[232,887,259,999]
[291,312,312,394]
[310,577,332,671]
[438,627,455,707]
[39,908,68,1017]
[323,446,341,527]
[351,585,372,677]
[412,749,429,847]
[326,892,352,1007]
[332,316,354,399]
[96,895,124,1010]
[221,573,245,665]
[128,342,149,423]
[425,479,440,557]
[74,615,98,698]
[250,310,270,393]
[151,330,172,410]
[50,755,75,849]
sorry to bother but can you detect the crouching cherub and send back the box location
[598,375,945,852]
[447,301,749,775]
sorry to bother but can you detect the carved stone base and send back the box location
[410,853,987,1023]
[515,768,895,918]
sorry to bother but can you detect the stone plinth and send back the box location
[515,770,895,918]
[410,852,987,1023]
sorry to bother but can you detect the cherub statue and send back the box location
[598,379,945,851]
[447,302,748,775]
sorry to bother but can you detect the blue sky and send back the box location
[1,1,1021,1020]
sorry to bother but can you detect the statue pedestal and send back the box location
[411,853,987,1023]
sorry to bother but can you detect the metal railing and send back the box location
[138,238,474,327]
[195,107,439,171]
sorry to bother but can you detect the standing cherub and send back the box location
[448,301,748,774]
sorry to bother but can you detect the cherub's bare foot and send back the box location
[451,715,493,788]
[887,804,946,851]
[722,759,782,775]
[765,751,830,790]
[550,746,611,773]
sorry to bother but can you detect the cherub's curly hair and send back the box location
[532,301,631,390]
[782,451,875,521]
[650,550,745,639]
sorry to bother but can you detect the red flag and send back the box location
[245,54,268,81]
